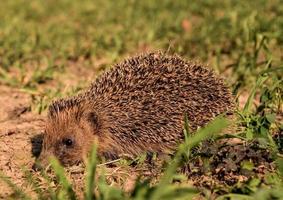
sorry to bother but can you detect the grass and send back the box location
[0,0,282,199]
[1,0,282,102]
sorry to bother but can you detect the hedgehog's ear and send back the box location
[86,112,101,132]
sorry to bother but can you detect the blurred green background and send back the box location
[0,0,282,103]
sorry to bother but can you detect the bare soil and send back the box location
[0,85,44,198]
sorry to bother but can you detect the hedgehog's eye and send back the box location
[62,138,73,147]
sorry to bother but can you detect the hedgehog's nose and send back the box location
[32,153,52,171]
[32,160,52,172]
[32,162,42,171]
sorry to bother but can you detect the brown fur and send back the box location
[38,52,234,166]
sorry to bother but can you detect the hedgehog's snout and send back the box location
[33,150,53,171]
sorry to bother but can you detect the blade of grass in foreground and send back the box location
[38,166,57,200]
[97,174,125,200]
[151,116,230,200]
[23,167,45,200]
[50,158,76,200]
[0,172,31,200]
[85,144,98,200]
[243,74,268,114]
[216,193,254,200]
[183,113,190,145]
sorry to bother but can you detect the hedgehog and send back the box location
[37,52,234,167]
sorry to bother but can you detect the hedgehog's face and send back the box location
[37,107,99,167]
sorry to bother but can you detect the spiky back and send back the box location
[48,52,234,155]
[86,52,233,154]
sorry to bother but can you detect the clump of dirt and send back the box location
[183,139,276,190]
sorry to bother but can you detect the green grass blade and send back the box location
[0,171,31,200]
[151,116,229,200]
[38,168,57,200]
[84,144,97,200]
[50,158,76,200]
[97,175,124,200]
[22,168,45,200]
[156,186,198,200]
[183,113,190,145]
[216,193,254,200]
[243,75,268,114]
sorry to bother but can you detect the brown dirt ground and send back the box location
[0,85,43,198]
